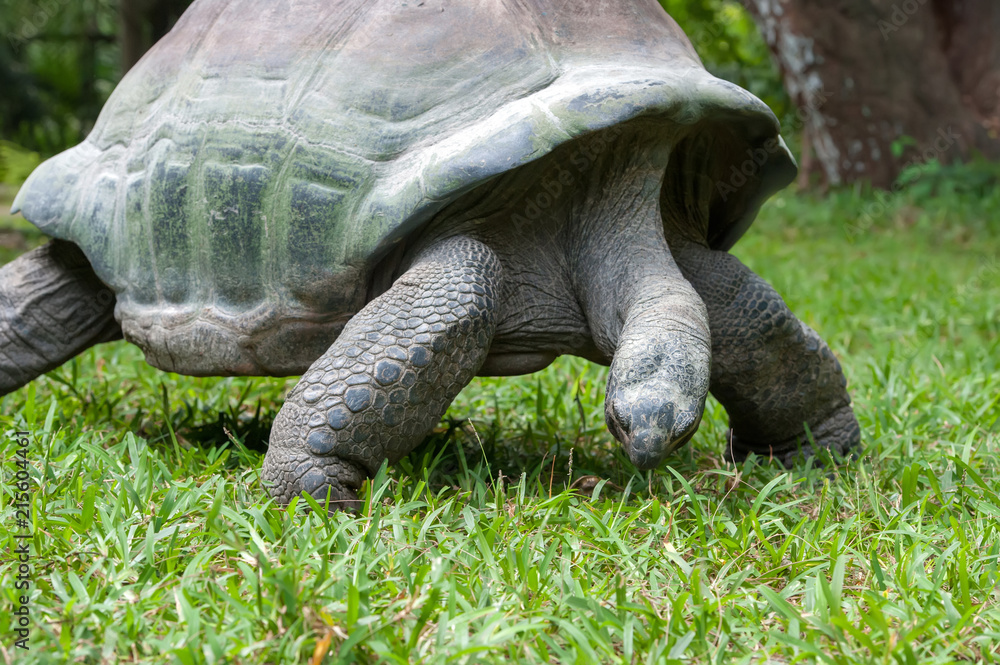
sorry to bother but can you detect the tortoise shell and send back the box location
[13,0,795,376]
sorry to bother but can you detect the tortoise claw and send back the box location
[261,449,365,513]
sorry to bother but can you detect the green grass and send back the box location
[1,182,998,664]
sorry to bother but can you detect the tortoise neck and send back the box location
[567,154,687,358]
[401,126,692,363]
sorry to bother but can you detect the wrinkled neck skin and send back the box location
[404,126,712,467]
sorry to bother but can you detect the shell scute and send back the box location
[123,174,159,305]
[204,163,270,308]
[148,162,192,304]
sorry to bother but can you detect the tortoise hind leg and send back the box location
[263,236,503,512]
[1,240,122,396]
[671,240,861,465]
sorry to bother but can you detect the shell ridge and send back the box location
[141,154,164,304]
[268,134,301,308]
[281,0,378,127]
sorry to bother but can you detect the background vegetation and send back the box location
[0,1,998,663]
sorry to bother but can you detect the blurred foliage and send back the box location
[895,155,1000,203]
[0,140,42,186]
[0,0,122,155]
[659,0,789,121]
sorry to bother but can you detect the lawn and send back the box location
[1,178,998,663]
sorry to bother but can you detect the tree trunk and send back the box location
[120,0,147,74]
[120,0,193,74]
[743,0,1000,188]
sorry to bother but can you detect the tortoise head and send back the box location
[604,324,710,470]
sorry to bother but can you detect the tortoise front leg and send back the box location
[1,240,121,396]
[263,236,502,511]
[672,240,861,465]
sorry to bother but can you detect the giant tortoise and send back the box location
[1,0,860,510]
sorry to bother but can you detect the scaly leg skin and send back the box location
[673,240,861,466]
[1,240,122,396]
[263,236,502,512]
